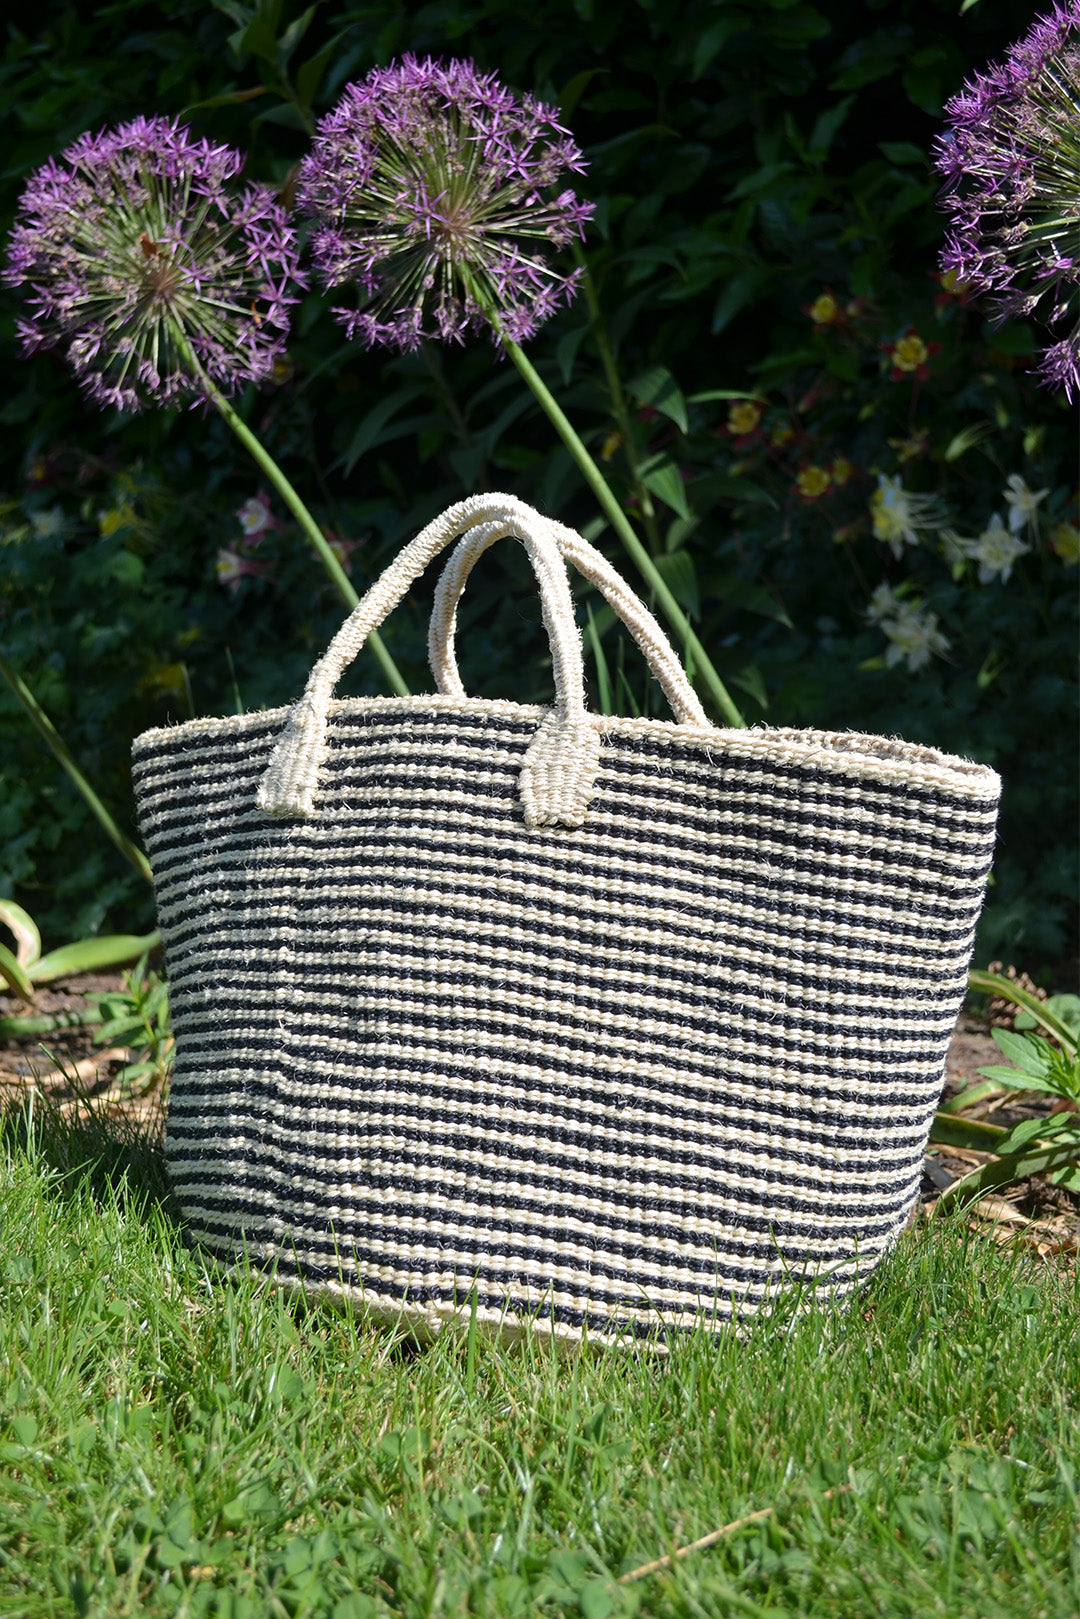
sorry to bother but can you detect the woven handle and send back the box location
[258,494,603,827]
[429,511,708,728]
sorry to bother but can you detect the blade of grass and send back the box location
[0,649,152,884]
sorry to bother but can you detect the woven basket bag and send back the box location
[131,493,1001,1344]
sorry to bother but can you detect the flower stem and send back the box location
[502,337,746,727]
[173,329,409,696]
[205,385,410,696]
[0,648,153,883]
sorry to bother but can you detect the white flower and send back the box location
[959,513,1032,583]
[1002,473,1049,534]
[237,492,276,539]
[29,503,66,539]
[881,603,951,672]
[869,475,945,559]
[866,582,904,623]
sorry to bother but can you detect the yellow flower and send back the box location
[1051,521,1080,564]
[769,421,796,448]
[887,431,929,463]
[808,292,839,325]
[98,503,136,537]
[891,333,930,372]
[796,465,831,500]
[830,456,854,487]
[600,429,622,462]
[726,400,762,436]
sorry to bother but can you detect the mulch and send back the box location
[2,972,1077,1265]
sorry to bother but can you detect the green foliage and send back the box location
[94,952,174,1093]
[931,971,1080,1208]
[0,0,1075,963]
[2,1102,1080,1617]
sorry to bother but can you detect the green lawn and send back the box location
[1,1096,1078,1619]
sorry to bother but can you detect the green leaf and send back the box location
[9,1415,39,1446]
[209,0,253,27]
[1017,993,1080,1033]
[0,941,34,1002]
[936,1078,1009,1115]
[337,385,429,476]
[580,1578,618,1619]
[557,68,603,119]
[729,162,796,201]
[934,1139,1080,1212]
[711,267,773,334]
[32,933,161,984]
[653,550,699,617]
[943,422,994,461]
[639,454,691,520]
[929,1112,1007,1153]
[969,970,1077,1053]
[296,36,346,110]
[808,96,854,160]
[629,366,688,434]
[878,141,928,166]
[276,4,315,68]
[556,326,589,387]
[995,1114,1076,1157]
[585,604,614,716]
[989,1027,1051,1078]
[180,86,268,115]
[690,17,747,78]
[686,389,762,403]
[252,102,309,131]
[730,661,769,710]
[710,572,793,626]
[977,1065,1058,1094]
[0,900,41,968]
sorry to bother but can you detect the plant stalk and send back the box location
[0,649,152,883]
[173,329,409,697]
[205,385,410,696]
[502,337,746,727]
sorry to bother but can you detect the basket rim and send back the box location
[132,692,1001,799]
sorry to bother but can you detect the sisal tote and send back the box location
[132,494,1000,1344]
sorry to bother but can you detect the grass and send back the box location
[1,1096,1078,1619]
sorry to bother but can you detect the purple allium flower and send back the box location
[297,55,594,351]
[934,2,1080,401]
[4,116,304,413]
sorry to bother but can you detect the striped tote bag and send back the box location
[131,494,1000,1344]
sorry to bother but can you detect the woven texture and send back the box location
[132,494,1000,1344]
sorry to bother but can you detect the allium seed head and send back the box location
[297,55,594,351]
[4,116,304,412]
[934,2,1080,401]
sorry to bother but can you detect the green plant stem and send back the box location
[0,649,152,883]
[502,337,746,727]
[172,330,409,697]
[205,384,409,696]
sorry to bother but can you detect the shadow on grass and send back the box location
[0,1076,178,1224]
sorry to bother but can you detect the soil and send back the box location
[2,972,1077,1264]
